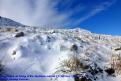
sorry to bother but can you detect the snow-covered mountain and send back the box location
[0,16,25,27]
[0,19,121,81]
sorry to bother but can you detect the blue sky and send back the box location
[52,0,121,35]
[78,0,121,35]
[0,0,121,35]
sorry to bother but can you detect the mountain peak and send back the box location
[0,16,25,27]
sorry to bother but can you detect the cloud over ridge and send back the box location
[0,0,117,27]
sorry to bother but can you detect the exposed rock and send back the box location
[15,32,24,37]
[71,44,78,51]
[105,68,115,75]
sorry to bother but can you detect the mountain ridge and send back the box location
[0,16,26,27]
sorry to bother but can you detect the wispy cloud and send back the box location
[0,0,117,28]
[71,0,117,27]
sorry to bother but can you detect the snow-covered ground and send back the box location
[0,26,121,81]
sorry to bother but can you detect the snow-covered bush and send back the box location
[66,57,88,73]
[55,54,105,81]
[55,56,84,74]
[115,47,121,51]
[0,65,4,75]
[111,54,121,75]
[0,61,6,81]
[0,62,4,75]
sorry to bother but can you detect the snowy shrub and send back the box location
[115,47,121,51]
[74,36,81,41]
[0,61,4,75]
[0,28,18,33]
[10,28,18,32]
[105,68,115,75]
[55,55,89,74]
[54,56,92,81]
[73,64,103,81]
[0,59,8,81]
[111,54,121,75]
[55,53,105,81]
[74,73,92,81]
[0,64,4,75]
[0,61,6,81]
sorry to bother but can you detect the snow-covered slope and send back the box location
[0,16,25,27]
[0,26,121,81]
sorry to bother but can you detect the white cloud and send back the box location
[0,0,117,28]
[0,0,67,27]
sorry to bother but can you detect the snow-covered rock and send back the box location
[0,22,121,81]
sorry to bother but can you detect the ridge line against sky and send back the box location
[0,0,121,35]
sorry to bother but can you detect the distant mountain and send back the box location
[0,16,25,27]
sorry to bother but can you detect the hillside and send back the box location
[0,18,121,81]
[0,16,25,27]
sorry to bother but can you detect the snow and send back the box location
[0,16,25,27]
[0,19,121,81]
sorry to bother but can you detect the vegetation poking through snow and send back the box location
[74,74,92,81]
[0,60,6,81]
[0,64,4,75]
[111,54,121,75]
[0,27,18,33]
[115,47,121,51]
[55,53,104,81]
[56,56,86,74]
[105,68,115,75]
